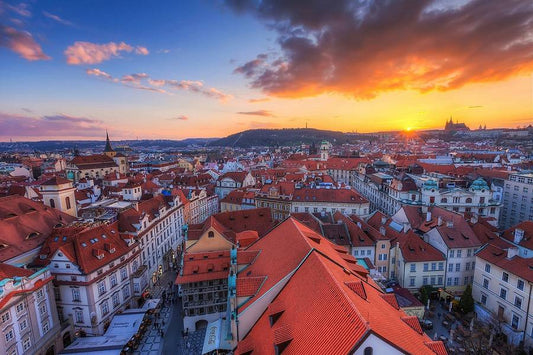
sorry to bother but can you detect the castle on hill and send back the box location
[444,117,470,131]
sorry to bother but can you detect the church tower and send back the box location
[320,140,330,161]
[40,177,77,217]
[103,130,116,158]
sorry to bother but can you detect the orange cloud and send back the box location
[0,25,50,61]
[230,0,533,99]
[64,41,149,65]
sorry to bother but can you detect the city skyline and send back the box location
[1,0,533,141]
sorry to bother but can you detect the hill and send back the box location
[209,128,361,147]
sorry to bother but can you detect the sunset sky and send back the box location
[1,0,532,141]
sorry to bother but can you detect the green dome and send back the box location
[423,179,438,190]
[470,178,488,190]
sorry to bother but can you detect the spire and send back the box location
[104,129,114,152]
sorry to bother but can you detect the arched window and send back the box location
[208,231,214,238]
[465,197,472,203]
[364,347,373,355]
[49,199,55,208]
[65,196,71,209]
[441,198,448,203]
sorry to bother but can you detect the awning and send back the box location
[201,318,233,354]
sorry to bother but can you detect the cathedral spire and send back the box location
[104,129,114,153]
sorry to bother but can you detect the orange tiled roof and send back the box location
[237,276,266,297]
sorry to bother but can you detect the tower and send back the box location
[40,177,77,217]
[320,140,330,161]
[103,130,116,158]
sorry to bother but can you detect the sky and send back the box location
[0,0,532,141]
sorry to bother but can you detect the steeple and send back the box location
[104,130,114,153]
[103,130,117,158]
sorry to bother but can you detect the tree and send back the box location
[419,286,429,306]
[459,284,475,314]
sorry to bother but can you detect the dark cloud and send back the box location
[228,0,533,99]
[0,112,105,138]
[237,110,275,117]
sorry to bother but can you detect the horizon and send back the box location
[1,1,533,140]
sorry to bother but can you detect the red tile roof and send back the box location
[33,221,134,274]
[398,231,445,262]
[237,276,266,297]
[292,187,368,204]
[502,221,533,250]
[0,195,76,262]
[41,176,72,185]
[175,250,230,285]
[0,263,33,279]
[476,242,533,283]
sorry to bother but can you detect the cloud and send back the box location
[64,41,149,65]
[227,0,533,99]
[248,97,270,103]
[85,68,232,102]
[43,11,73,26]
[171,115,189,121]
[237,110,275,117]
[0,112,106,138]
[0,25,50,60]
[5,3,31,17]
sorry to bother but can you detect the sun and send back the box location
[406,127,412,132]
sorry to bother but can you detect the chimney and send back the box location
[380,226,386,236]
[437,216,443,226]
[357,221,362,229]
[403,223,409,233]
[133,202,139,211]
[507,247,519,259]
[446,220,454,228]
[426,211,432,222]
[514,229,525,245]
[381,216,387,225]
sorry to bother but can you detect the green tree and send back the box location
[419,286,429,306]
[459,284,475,313]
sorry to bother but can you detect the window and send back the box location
[410,264,416,272]
[423,263,428,271]
[464,276,469,285]
[481,294,487,305]
[431,276,436,285]
[512,314,520,329]
[449,250,455,258]
[5,330,14,342]
[16,303,24,313]
[36,289,44,299]
[437,276,443,285]
[518,279,525,291]
[485,264,491,273]
[448,263,453,272]
[467,249,472,257]
[20,318,27,330]
[455,263,460,272]
[454,277,459,286]
[515,296,523,309]
[438,262,444,271]
[98,281,106,295]
[121,268,128,281]
[123,286,130,299]
[447,277,452,286]
[502,272,509,282]
[2,312,11,323]
[49,199,55,208]
[366,250,371,256]
[110,273,118,288]
[483,278,489,289]
[457,250,462,258]
[208,231,214,238]
[465,262,470,271]
[423,277,428,285]
[39,304,46,316]
[381,244,385,249]
[101,301,109,316]
[500,288,507,300]
[23,338,31,351]
[409,277,416,287]
[112,293,120,308]
[66,196,71,209]
[72,288,81,301]
[75,310,83,323]
[42,321,49,333]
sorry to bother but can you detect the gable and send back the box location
[187,226,234,253]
